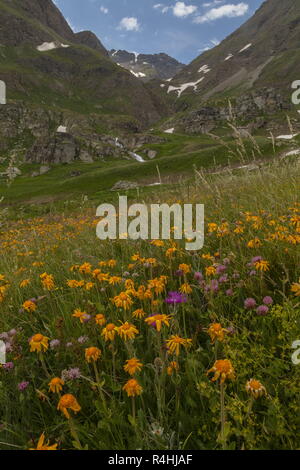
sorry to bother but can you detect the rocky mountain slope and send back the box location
[109,50,184,81]
[0,0,170,165]
[162,0,300,132]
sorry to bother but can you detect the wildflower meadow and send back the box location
[0,161,299,451]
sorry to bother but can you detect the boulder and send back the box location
[148,150,157,159]
[111,180,138,191]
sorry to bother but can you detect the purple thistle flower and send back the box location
[194,272,204,281]
[216,265,227,274]
[8,329,17,337]
[256,305,269,316]
[209,280,219,293]
[165,291,187,304]
[219,274,229,284]
[263,296,273,306]
[18,381,29,391]
[3,362,14,370]
[244,298,257,309]
[226,288,234,296]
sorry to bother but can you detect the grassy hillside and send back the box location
[0,132,279,207]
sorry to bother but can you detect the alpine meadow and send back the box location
[0,0,299,453]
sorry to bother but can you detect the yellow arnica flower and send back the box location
[291,280,300,297]
[30,334,49,353]
[49,377,64,394]
[205,266,216,277]
[20,279,31,288]
[124,358,143,376]
[30,433,58,451]
[179,263,191,274]
[113,292,133,310]
[151,240,164,247]
[134,285,153,300]
[72,309,89,323]
[207,359,235,384]
[254,260,270,272]
[148,277,166,295]
[117,322,139,341]
[85,282,95,291]
[132,309,146,319]
[167,361,179,376]
[109,276,122,285]
[246,379,267,398]
[166,335,192,356]
[57,394,81,419]
[79,262,92,274]
[247,237,262,248]
[23,300,37,312]
[179,283,192,294]
[207,323,228,343]
[145,314,171,332]
[165,247,177,258]
[67,280,85,288]
[95,313,106,326]
[40,273,55,291]
[101,323,117,341]
[85,346,101,363]
[125,279,135,291]
[123,378,143,397]
[107,259,117,268]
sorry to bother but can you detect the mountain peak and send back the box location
[109,49,184,81]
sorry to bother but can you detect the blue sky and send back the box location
[54,0,264,64]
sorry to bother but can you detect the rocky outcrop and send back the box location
[75,31,108,56]
[111,181,138,191]
[175,88,287,134]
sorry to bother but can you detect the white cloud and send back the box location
[118,17,140,32]
[194,2,249,23]
[100,6,108,14]
[154,2,197,17]
[173,1,197,17]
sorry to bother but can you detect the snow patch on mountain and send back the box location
[167,77,205,97]
[37,42,69,52]
[224,54,233,61]
[198,65,211,74]
[239,43,252,53]
[130,70,146,78]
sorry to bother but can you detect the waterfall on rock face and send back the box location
[129,152,145,163]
